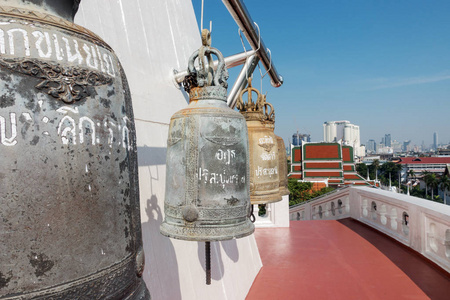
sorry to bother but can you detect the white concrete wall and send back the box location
[290,186,450,273]
[253,195,290,228]
[76,1,262,299]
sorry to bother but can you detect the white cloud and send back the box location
[362,72,450,90]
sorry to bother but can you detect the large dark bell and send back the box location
[0,1,149,299]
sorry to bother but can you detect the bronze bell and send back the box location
[0,1,149,298]
[237,80,282,204]
[261,95,289,197]
[160,30,254,242]
[261,97,289,196]
[276,136,290,196]
[262,95,289,197]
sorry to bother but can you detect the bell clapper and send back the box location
[206,241,211,285]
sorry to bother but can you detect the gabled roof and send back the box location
[397,157,450,164]
[303,143,341,160]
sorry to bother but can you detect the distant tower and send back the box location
[385,134,391,147]
[292,131,311,146]
[292,132,299,146]
[402,140,411,152]
[434,132,438,150]
[323,120,363,156]
[367,139,376,153]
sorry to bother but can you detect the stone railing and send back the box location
[289,186,351,221]
[289,186,450,273]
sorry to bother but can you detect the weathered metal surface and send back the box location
[276,136,290,196]
[237,80,281,204]
[0,1,149,299]
[160,32,254,241]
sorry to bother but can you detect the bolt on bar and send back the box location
[222,0,283,88]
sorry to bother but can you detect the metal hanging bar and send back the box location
[227,54,259,108]
[222,0,283,87]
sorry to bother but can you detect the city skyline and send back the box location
[300,126,444,150]
[192,0,450,147]
[364,131,445,149]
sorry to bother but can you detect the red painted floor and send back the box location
[246,220,450,300]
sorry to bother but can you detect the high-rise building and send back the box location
[391,140,402,152]
[367,139,377,153]
[434,132,438,150]
[402,140,411,152]
[385,134,391,147]
[292,132,311,146]
[323,120,364,156]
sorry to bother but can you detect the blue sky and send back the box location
[192,0,450,148]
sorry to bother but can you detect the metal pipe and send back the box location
[221,0,283,87]
[227,54,259,108]
[173,50,256,86]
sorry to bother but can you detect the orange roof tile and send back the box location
[304,144,340,159]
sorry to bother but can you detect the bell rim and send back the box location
[251,198,283,205]
[250,190,283,204]
[279,187,291,196]
[159,220,255,242]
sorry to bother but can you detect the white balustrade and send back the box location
[289,186,450,272]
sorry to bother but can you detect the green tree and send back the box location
[410,185,425,198]
[380,162,402,177]
[422,171,438,199]
[356,163,368,178]
[428,174,439,199]
[422,171,432,197]
[408,169,415,181]
[288,179,336,206]
[288,179,313,206]
[432,195,444,204]
[372,159,380,180]
[311,186,334,198]
[439,175,450,205]
[379,161,402,187]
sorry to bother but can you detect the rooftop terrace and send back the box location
[247,186,450,299]
[247,219,450,300]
